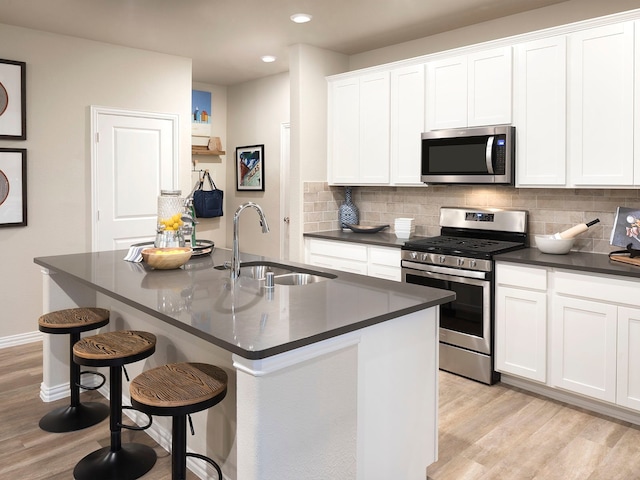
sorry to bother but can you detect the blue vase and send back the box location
[339,186,359,230]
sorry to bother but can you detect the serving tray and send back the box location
[344,224,389,234]
[131,239,214,256]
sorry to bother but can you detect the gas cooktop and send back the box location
[403,235,525,258]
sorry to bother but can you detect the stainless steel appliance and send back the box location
[421,125,515,185]
[401,207,528,384]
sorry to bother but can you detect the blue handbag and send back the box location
[193,171,223,218]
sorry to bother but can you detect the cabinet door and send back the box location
[468,47,512,127]
[568,22,634,186]
[359,72,390,184]
[551,295,617,402]
[306,238,368,275]
[514,36,567,186]
[390,64,425,185]
[368,245,401,282]
[426,55,467,130]
[495,286,547,382]
[328,77,360,184]
[617,307,640,411]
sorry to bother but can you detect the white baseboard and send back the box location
[501,374,640,426]
[0,331,43,349]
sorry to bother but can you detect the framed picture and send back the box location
[0,59,26,140]
[236,144,265,191]
[0,148,27,227]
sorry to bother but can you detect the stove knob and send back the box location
[422,253,429,262]
[470,259,477,268]
[457,258,464,267]
[439,255,446,264]
[410,251,418,260]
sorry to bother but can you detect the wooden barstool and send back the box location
[38,307,110,433]
[72,330,157,480]
[130,362,228,480]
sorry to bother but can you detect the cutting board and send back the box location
[610,255,640,267]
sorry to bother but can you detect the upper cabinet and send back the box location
[328,72,390,185]
[514,36,567,186]
[327,12,640,189]
[426,47,512,130]
[390,64,425,186]
[568,22,635,186]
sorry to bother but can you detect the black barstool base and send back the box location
[73,443,157,480]
[39,402,110,433]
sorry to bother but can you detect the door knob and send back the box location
[283,217,290,224]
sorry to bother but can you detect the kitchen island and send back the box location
[34,248,454,480]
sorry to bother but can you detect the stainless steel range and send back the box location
[401,207,528,385]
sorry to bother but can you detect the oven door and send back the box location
[402,262,491,354]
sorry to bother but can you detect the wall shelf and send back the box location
[192,148,225,156]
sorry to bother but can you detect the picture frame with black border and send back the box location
[0,59,26,140]
[236,144,265,191]
[0,148,27,227]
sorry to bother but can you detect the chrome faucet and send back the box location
[231,202,270,279]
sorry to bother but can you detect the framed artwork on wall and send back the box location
[0,59,26,140]
[0,148,27,227]
[236,144,265,191]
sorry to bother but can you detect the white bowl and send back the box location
[395,231,412,239]
[535,235,575,255]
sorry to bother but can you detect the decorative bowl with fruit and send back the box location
[141,247,192,269]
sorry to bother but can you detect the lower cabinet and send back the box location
[305,238,401,282]
[551,295,617,403]
[617,307,640,411]
[495,262,640,413]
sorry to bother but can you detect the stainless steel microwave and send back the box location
[421,125,515,185]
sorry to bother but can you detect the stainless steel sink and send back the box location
[273,272,331,285]
[238,261,336,285]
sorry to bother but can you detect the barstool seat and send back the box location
[38,307,110,433]
[72,330,157,480]
[130,362,228,480]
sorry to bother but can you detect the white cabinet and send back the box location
[305,238,401,281]
[368,245,402,282]
[328,72,390,185]
[618,307,640,410]
[426,47,512,130]
[389,64,425,185]
[568,22,635,186]
[495,264,547,383]
[306,238,368,275]
[514,36,567,186]
[497,262,640,411]
[551,295,617,403]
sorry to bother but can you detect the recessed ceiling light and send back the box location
[261,55,276,63]
[290,13,312,24]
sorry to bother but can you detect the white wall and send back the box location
[349,0,640,70]
[289,44,348,261]
[0,23,192,343]
[226,73,290,259]
[190,81,228,248]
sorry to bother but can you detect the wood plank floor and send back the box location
[0,341,198,479]
[3,341,640,479]
[428,370,640,480]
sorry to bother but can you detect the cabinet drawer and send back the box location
[554,270,639,306]
[369,246,401,267]
[308,253,368,275]
[308,239,368,261]
[496,263,547,290]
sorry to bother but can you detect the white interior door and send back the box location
[91,106,179,251]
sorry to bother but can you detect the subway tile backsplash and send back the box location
[303,182,640,254]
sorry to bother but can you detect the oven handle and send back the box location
[402,261,489,282]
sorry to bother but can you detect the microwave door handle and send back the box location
[485,136,495,174]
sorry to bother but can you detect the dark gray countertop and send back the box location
[304,230,421,248]
[34,249,454,360]
[495,248,640,280]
